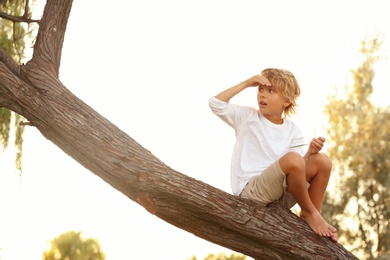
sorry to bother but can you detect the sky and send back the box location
[0,0,389,259]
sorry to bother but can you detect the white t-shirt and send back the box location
[209,96,305,195]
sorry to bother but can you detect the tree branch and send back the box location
[29,0,73,77]
[0,11,40,24]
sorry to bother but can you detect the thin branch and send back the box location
[0,11,40,24]
[19,121,33,126]
[23,0,30,20]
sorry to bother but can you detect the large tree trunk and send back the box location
[0,1,358,259]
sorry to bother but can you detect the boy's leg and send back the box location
[279,152,337,241]
[305,153,332,212]
[239,162,286,206]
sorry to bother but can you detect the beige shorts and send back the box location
[239,160,301,208]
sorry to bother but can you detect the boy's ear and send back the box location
[284,99,292,107]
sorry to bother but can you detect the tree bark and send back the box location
[0,1,358,259]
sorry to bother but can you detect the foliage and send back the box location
[0,108,11,150]
[0,0,37,175]
[0,0,27,61]
[188,252,248,260]
[323,35,390,259]
[42,230,106,260]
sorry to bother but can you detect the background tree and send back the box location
[42,230,105,260]
[0,1,358,259]
[0,0,38,176]
[323,35,390,259]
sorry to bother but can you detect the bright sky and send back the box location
[0,0,389,259]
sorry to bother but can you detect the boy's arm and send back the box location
[215,74,271,102]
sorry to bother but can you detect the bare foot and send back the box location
[300,210,338,242]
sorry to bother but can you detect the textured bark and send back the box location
[0,1,358,259]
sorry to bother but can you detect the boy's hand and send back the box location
[309,137,326,154]
[215,74,271,102]
[245,75,271,88]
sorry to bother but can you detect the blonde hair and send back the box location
[260,68,300,117]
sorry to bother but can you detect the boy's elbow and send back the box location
[214,94,230,103]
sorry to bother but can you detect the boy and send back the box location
[209,68,337,241]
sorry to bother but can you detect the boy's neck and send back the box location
[264,114,284,124]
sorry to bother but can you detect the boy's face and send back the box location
[257,84,291,124]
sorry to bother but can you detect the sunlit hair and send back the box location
[260,68,301,117]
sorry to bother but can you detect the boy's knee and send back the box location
[305,153,332,183]
[317,153,332,171]
[280,152,305,172]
